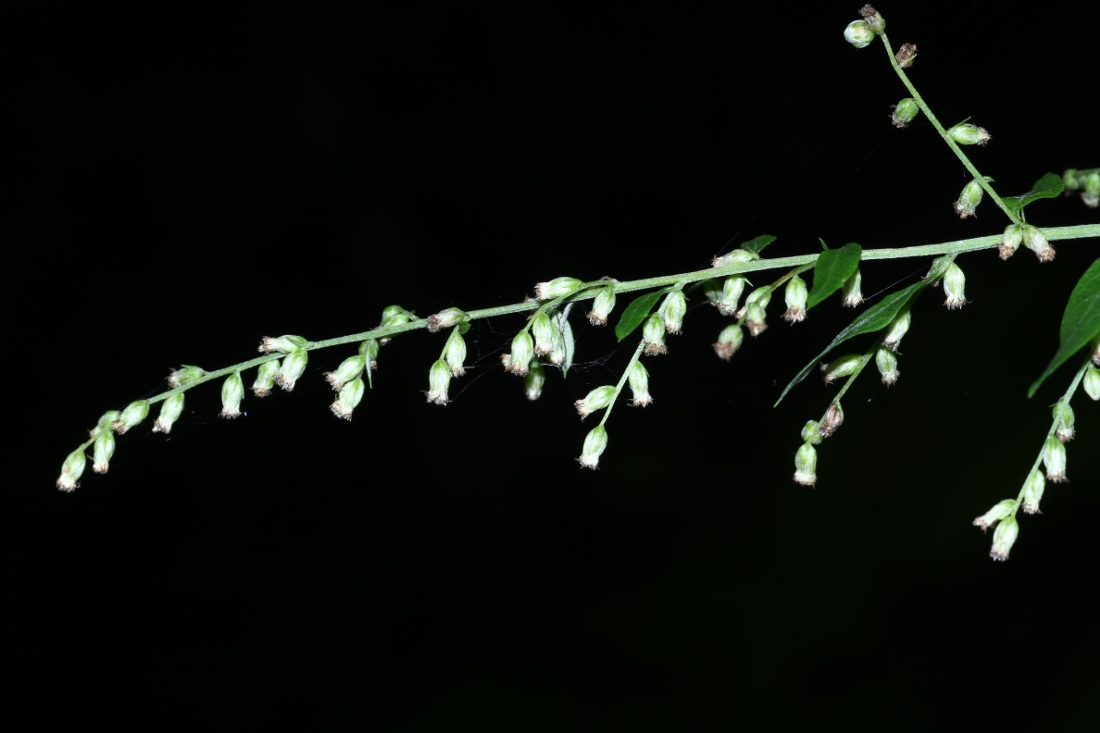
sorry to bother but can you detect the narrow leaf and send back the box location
[740,235,777,257]
[1003,173,1065,216]
[557,311,576,377]
[775,281,928,406]
[1028,257,1100,397]
[807,242,862,310]
[615,290,665,342]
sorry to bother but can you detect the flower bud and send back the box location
[642,314,668,355]
[1084,365,1100,401]
[843,20,875,49]
[220,372,245,418]
[860,5,885,34]
[425,359,451,405]
[252,359,280,397]
[711,250,755,268]
[894,42,917,68]
[989,516,1019,561]
[1082,171,1100,208]
[999,224,1023,260]
[1042,436,1067,482]
[379,306,415,344]
[627,362,653,406]
[57,449,87,492]
[973,499,1016,531]
[443,328,467,377]
[659,291,687,334]
[330,377,365,420]
[793,443,818,486]
[575,385,616,419]
[359,339,380,371]
[942,263,968,309]
[524,362,546,401]
[276,348,308,391]
[882,309,911,351]
[820,402,844,437]
[875,347,900,385]
[743,288,771,336]
[92,429,115,474]
[953,179,986,219]
[801,421,823,445]
[427,307,466,333]
[325,356,366,391]
[504,331,535,376]
[947,123,991,146]
[716,276,747,316]
[167,365,205,388]
[578,426,608,469]
[535,277,585,301]
[153,393,185,434]
[783,275,809,323]
[1022,225,1054,262]
[890,98,919,128]
[842,269,863,307]
[1054,404,1075,442]
[259,335,307,354]
[820,354,862,384]
[92,410,122,437]
[113,400,150,434]
[588,287,617,326]
[1021,470,1046,515]
[713,324,744,361]
[531,312,557,356]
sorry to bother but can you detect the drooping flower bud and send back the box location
[659,291,687,334]
[999,224,1023,260]
[1054,404,1075,443]
[219,372,245,418]
[743,287,771,337]
[379,305,415,344]
[642,314,668,356]
[359,339,380,372]
[1042,436,1067,482]
[535,277,584,301]
[259,335,307,354]
[153,392,186,434]
[503,331,536,376]
[167,365,205,388]
[524,362,546,401]
[890,98,919,128]
[942,263,968,309]
[325,356,366,391]
[841,270,863,307]
[425,359,451,405]
[820,402,844,437]
[588,287,617,326]
[330,377,365,420]
[782,275,809,323]
[531,312,557,356]
[882,309,911,351]
[953,179,987,219]
[1084,365,1100,401]
[427,307,466,333]
[1022,225,1054,262]
[716,276,747,316]
[275,348,308,392]
[989,516,1019,561]
[578,426,608,469]
[713,324,744,361]
[442,328,467,377]
[821,354,863,384]
[252,359,280,397]
[801,420,823,445]
[875,347,899,386]
[1021,470,1046,515]
[947,123,991,146]
[113,400,150,434]
[575,385,616,419]
[973,499,1016,531]
[793,443,818,487]
[627,362,653,406]
[57,449,87,492]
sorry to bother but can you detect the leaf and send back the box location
[556,310,576,377]
[740,235,777,257]
[807,242,862,310]
[775,280,928,406]
[1028,257,1100,397]
[1003,173,1064,216]
[615,290,665,342]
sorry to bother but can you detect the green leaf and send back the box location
[807,243,862,310]
[1003,173,1064,216]
[740,235,777,257]
[775,280,929,406]
[1028,257,1100,397]
[615,290,665,342]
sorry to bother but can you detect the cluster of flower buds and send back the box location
[792,400,847,487]
[843,5,885,49]
[325,355,368,420]
[973,499,1019,561]
[426,314,471,405]
[259,335,310,392]
[379,305,417,344]
[706,276,747,317]
[527,308,572,365]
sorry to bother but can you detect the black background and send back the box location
[7,4,1100,727]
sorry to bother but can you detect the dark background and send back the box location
[7,3,1100,727]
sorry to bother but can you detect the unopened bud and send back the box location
[820,402,844,437]
[153,392,185,434]
[948,123,991,146]
[588,287,617,326]
[330,377,365,420]
[443,328,467,377]
[219,372,245,418]
[894,42,917,68]
[1082,171,1100,208]
[842,270,863,307]
[1021,470,1046,515]
[425,359,451,405]
[1054,404,1075,442]
[713,324,744,361]
[535,277,584,301]
[875,347,900,385]
[890,98,919,128]
[1042,436,1067,482]
[578,426,609,469]
[843,20,875,49]
[716,276,747,316]
[275,348,308,391]
[504,331,536,376]
[252,359,280,397]
[882,309,911,351]
[325,356,366,391]
[259,335,307,354]
[167,365,205,388]
[860,5,885,34]
[1022,225,1054,262]
[524,362,546,401]
[575,385,616,419]
[427,307,466,333]
[57,449,87,492]
[642,314,668,355]
[953,179,986,219]
[627,362,653,406]
[793,443,818,487]
[942,263,967,309]
[659,291,687,334]
[1084,365,1100,401]
[92,429,115,474]
[531,312,557,356]
[711,250,755,268]
[113,400,149,434]
[999,224,1023,259]
[973,499,1016,532]
[821,354,862,384]
[782,275,809,323]
[989,516,1019,561]
[379,306,415,344]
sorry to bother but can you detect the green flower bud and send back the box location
[999,224,1023,260]
[427,307,466,333]
[793,443,818,487]
[713,324,744,361]
[942,263,967,309]
[259,335,307,354]
[1054,404,1075,443]
[588,287,617,326]
[167,365,205,388]
[113,400,150,434]
[1042,436,1067,482]
[953,178,987,219]
[326,356,366,391]
[330,377,365,421]
[820,354,862,384]
[744,287,771,336]
[1082,171,1100,208]
[1021,470,1046,515]
[659,291,688,334]
[627,362,653,407]
[947,123,991,146]
[219,372,245,419]
[973,499,1016,531]
[843,20,875,49]
[882,309,911,351]
[1022,225,1054,262]
[276,348,308,392]
[711,250,755,268]
[153,393,185,434]
[989,516,1019,561]
[531,312,557,356]
[57,449,87,492]
[782,275,809,323]
[359,339,380,371]
[93,410,122,437]
[801,421,823,445]
[443,328,467,377]
[1084,365,1100,401]
[379,306,415,344]
[535,277,585,301]
[575,385,616,419]
[578,426,608,470]
[642,314,668,356]
[842,269,863,307]
[875,347,899,386]
[716,276,747,316]
[890,98,919,128]
[524,362,546,401]
[252,359,280,397]
[425,359,451,405]
[503,331,536,377]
